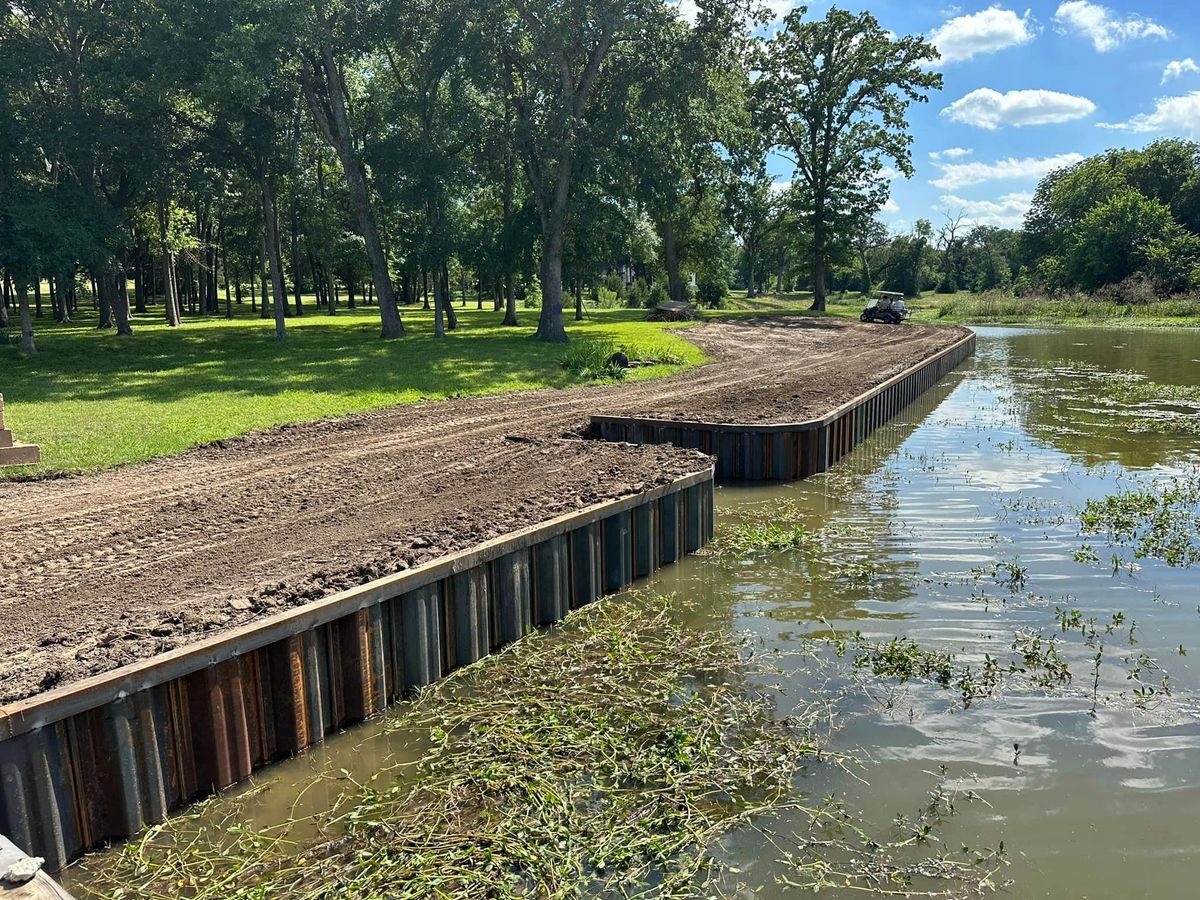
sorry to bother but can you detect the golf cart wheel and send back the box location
[860,311,870,322]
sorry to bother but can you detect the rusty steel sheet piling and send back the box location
[590,330,975,481]
[0,469,714,871]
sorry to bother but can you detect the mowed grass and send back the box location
[0,298,706,475]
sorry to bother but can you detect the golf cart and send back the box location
[860,291,908,325]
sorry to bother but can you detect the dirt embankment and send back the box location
[0,318,968,703]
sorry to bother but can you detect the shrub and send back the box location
[695,274,727,308]
[935,272,958,294]
[646,282,670,309]
[522,276,542,309]
[1094,273,1167,305]
[560,339,627,381]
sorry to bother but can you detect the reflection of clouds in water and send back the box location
[701,327,1200,895]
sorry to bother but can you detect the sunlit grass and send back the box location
[0,298,706,474]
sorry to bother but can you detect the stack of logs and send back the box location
[0,395,40,468]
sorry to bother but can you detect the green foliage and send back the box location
[695,273,728,307]
[752,7,941,308]
[1024,140,1200,294]
[560,339,627,380]
[1081,478,1200,567]
[719,522,811,555]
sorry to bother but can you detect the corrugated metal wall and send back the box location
[591,332,976,481]
[0,473,714,870]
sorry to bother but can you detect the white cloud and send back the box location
[1053,2,1170,52]
[882,197,901,214]
[760,0,796,23]
[940,192,1033,228]
[674,0,700,24]
[930,152,1085,189]
[941,88,1096,129]
[1098,92,1200,139]
[770,179,791,194]
[930,147,974,161]
[1163,58,1200,83]
[928,7,1038,65]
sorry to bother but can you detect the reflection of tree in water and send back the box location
[990,328,1200,471]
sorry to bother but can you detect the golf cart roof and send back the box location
[873,291,904,298]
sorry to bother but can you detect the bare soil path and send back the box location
[0,318,967,703]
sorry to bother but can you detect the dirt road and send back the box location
[0,318,967,703]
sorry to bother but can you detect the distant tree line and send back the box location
[809,139,1200,301]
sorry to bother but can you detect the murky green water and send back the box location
[68,326,1200,897]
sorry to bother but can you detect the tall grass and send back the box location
[933,290,1200,325]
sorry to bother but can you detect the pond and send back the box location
[68,326,1200,898]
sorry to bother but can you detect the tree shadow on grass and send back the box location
[1,302,699,410]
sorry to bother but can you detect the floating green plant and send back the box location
[1081,476,1200,567]
[75,594,1005,899]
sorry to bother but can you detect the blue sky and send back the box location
[691,1,1200,231]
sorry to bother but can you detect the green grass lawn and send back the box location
[0,298,706,475]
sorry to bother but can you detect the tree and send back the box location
[302,0,405,338]
[849,212,888,294]
[1066,190,1182,291]
[498,0,664,342]
[753,6,940,311]
[1023,141,1200,292]
[626,0,749,305]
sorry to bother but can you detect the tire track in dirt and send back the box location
[0,318,967,702]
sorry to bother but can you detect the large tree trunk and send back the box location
[159,201,182,327]
[113,267,133,335]
[536,239,567,343]
[810,207,827,312]
[534,155,570,343]
[305,3,403,339]
[659,220,684,304]
[502,274,517,326]
[810,256,827,312]
[261,178,288,341]
[17,283,36,354]
[96,268,114,329]
[56,274,71,323]
[532,147,571,343]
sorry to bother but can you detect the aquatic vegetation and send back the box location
[76,595,1004,899]
[717,522,812,555]
[1081,476,1200,567]
[1016,365,1200,438]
